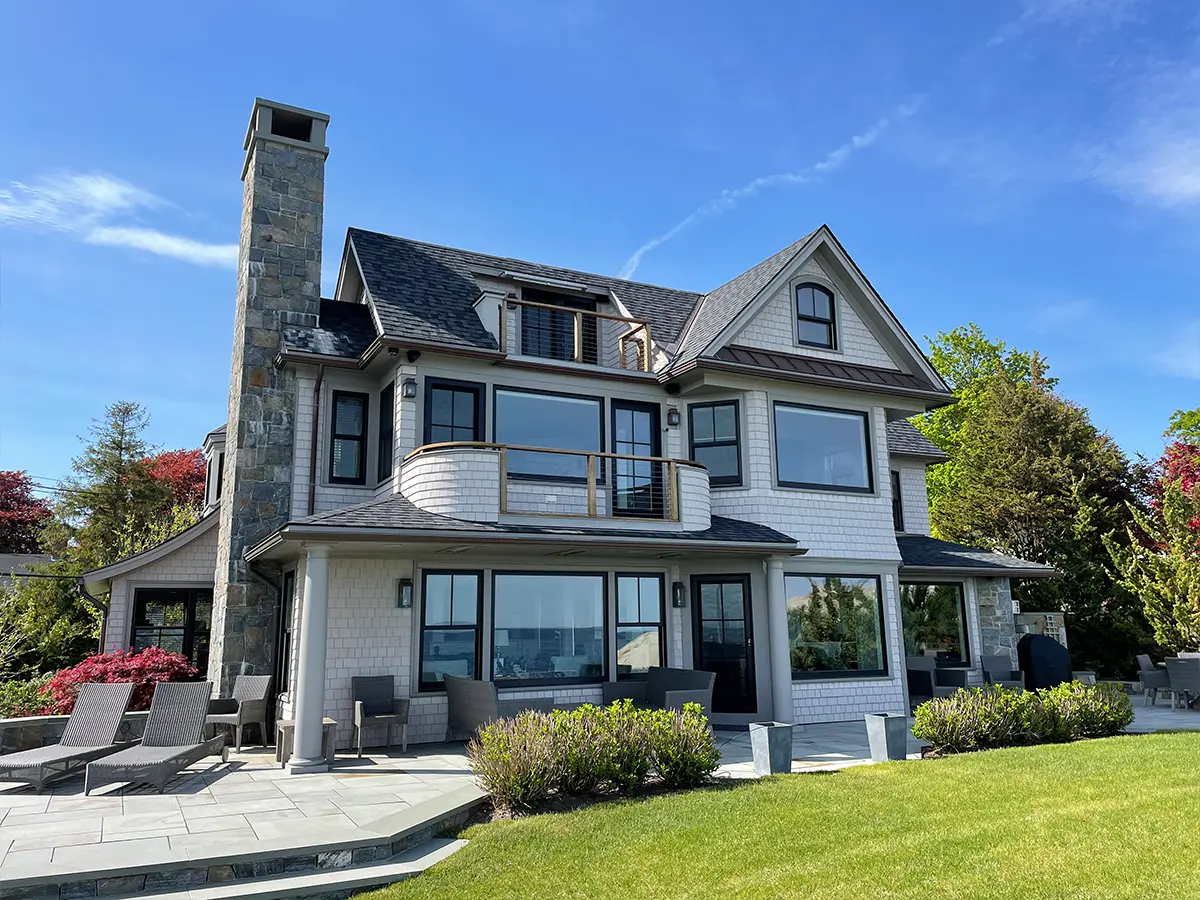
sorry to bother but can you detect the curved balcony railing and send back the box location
[400,442,710,528]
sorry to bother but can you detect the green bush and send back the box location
[0,674,52,718]
[469,700,720,811]
[912,681,1133,754]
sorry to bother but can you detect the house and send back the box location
[82,98,1052,772]
[0,554,53,588]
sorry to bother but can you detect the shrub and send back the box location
[0,674,52,717]
[469,700,721,811]
[45,647,198,714]
[912,681,1134,754]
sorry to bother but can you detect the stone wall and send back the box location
[975,576,1018,662]
[0,712,148,754]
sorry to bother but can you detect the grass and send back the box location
[356,732,1200,900]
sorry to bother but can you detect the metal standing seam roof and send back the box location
[713,345,942,394]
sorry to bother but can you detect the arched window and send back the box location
[795,283,835,349]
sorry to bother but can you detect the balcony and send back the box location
[497,297,654,373]
[399,443,710,530]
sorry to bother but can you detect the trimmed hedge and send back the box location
[912,681,1133,754]
[469,700,721,811]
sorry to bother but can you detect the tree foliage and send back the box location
[0,470,51,554]
[144,449,206,509]
[1166,407,1200,444]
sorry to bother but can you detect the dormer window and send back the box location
[796,283,835,349]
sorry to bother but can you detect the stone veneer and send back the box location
[210,101,329,692]
[975,576,1018,661]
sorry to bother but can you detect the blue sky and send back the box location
[2,0,1198,495]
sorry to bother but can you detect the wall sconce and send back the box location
[397,577,413,609]
[671,581,687,608]
[666,408,681,428]
[402,377,418,399]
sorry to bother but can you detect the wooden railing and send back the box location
[497,297,653,372]
[404,442,705,522]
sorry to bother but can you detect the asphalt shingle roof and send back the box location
[886,420,948,460]
[897,534,1055,575]
[287,492,797,546]
[349,228,703,350]
[281,298,378,358]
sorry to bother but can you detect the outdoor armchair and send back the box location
[352,675,410,757]
[0,682,135,793]
[1164,657,1200,711]
[85,681,227,795]
[982,655,1025,691]
[601,666,715,716]
[205,674,272,752]
[906,657,966,703]
[442,674,554,741]
[1137,654,1170,707]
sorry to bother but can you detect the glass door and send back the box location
[692,576,756,714]
[611,401,662,518]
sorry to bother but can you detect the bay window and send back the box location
[774,402,872,492]
[901,582,968,665]
[492,572,606,684]
[785,574,886,678]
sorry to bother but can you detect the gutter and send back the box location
[899,565,1058,579]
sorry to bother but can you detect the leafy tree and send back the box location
[0,470,51,554]
[1166,407,1200,443]
[144,449,206,509]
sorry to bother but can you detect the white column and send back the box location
[289,544,330,774]
[766,557,793,724]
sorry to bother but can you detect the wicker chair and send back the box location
[1137,654,1170,707]
[205,674,272,752]
[1164,657,1200,711]
[352,675,410,757]
[906,657,967,703]
[601,667,715,715]
[982,655,1025,691]
[85,681,228,795]
[0,682,135,793]
[443,675,554,741]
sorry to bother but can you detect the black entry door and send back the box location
[692,576,756,714]
[611,401,662,518]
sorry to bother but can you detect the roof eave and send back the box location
[81,512,220,588]
[899,564,1058,578]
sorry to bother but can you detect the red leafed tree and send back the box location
[144,449,206,508]
[0,470,51,553]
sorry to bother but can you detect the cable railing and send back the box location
[497,298,653,372]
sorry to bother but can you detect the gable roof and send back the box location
[348,228,703,350]
[897,534,1055,577]
[886,420,948,461]
[80,511,219,588]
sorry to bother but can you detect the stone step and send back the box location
[107,838,467,900]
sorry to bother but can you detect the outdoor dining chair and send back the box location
[1164,657,1200,711]
[1137,654,1170,707]
[205,674,272,752]
[351,675,410,757]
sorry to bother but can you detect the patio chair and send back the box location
[906,657,967,703]
[352,675,410,757]
[84,681,228,795]
[443,674,554,741]
[1137,654,1170,707]
[205,674,272,752]
[982,655,1025,691]
[0,682,135,793]
[1164,658,1200,711]
[601,666,715,715]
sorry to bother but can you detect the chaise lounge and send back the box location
[84,681,228,795]
[601,666,716,715]
[0,682,135,793]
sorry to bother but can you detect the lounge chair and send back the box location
[443,675,554,741]
[352,675,410,757]
[1164,657,1200,711]
[601,666,715,715]
[982,655,1025,691]
[0,682,135,793]
[84,681,227,795]
[205,674,272,752]
[1137,654,1170,707]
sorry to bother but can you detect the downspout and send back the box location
[307,364,325,516]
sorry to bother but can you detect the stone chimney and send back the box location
[210,99,330,691]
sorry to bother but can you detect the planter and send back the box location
[748,721,793,776]
[864,712,909,762]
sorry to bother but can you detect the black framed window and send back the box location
[520,288,598,365]
[774,402,873,492]
[492,572,607,685]
[494,387,603,481]
[796,283,836,349]
[784,574,886,679]
[378,382,395,483]
[419,571,482,691]
[276,570,296,693]
[616,574,665,677]
[131,588,213,672]
[425,378,484,445]
[901,583,969,666]
[329,391,368,485]
[891,470,904,532]
[688,401,741,486]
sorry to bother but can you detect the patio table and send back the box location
[275,717,337,767]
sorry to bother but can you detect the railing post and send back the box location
[498,447,508,513]
[587,455,597,517]
[642,323,652,372]
[573,311,584,363]
[667,461,679,522]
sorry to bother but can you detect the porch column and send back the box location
[766,557,793,724]
[289,544,330,774]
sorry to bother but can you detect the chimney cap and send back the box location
[243,98,330,178]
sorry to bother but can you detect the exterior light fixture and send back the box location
[402,377,418,399]
[667,407,681,427]
[671,581,687,609]
[397,578,413,609]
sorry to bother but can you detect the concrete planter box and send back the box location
[748,721,793,776]
[864,713,908,762]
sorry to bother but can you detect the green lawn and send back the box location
[358,733,1200,900]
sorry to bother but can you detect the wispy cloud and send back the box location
[618,100,922,280]
[990,0,1138,44]
[0,173,236,268]
[1156,320,1200,379]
